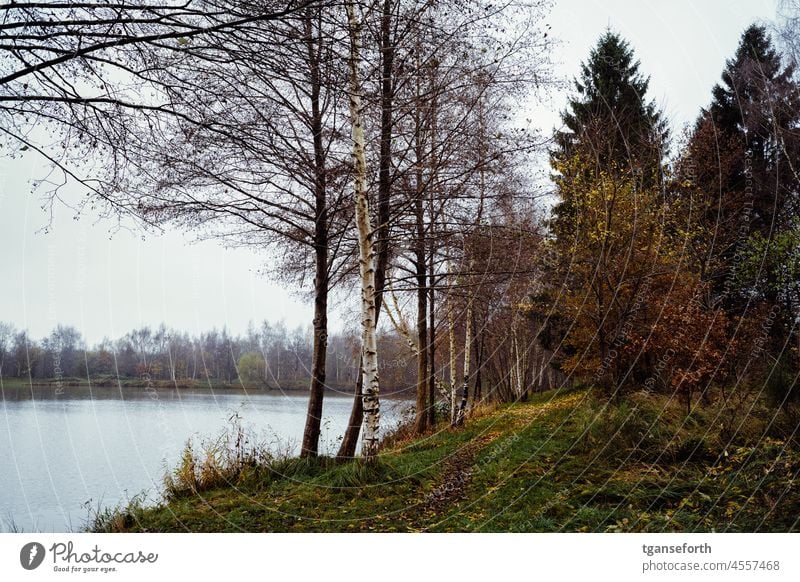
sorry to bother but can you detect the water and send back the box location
[0,386,410,532]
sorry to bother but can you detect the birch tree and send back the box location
[346,0,381,459]
[338,0,399,459]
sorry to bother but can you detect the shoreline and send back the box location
[0,377,414,399]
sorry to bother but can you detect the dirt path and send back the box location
[421,433,500,514]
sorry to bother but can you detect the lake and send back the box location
[0,386,411,532]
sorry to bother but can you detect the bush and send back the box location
[163,413,281,499]
[237,351,267,384]
[765,354,798,410]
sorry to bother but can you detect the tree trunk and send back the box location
[426,61,439,429]
[300,267,328,456]
[413,172,428,434]
[414,254,428,434]
[520,340,530,402]
[448,291,457,424]
[512,319,522,399]
[473,332,484,402]
[455,303,472,426]
[427,266,436,428]
[300,11,329,458]
[337,360,364,459]
[337,0,394,460]
[411,29,428,435]
[346,0,380,460]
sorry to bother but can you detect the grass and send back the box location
[95,387,800,532]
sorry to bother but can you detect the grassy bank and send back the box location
[97,387,800,532]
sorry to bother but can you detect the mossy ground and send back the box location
[98,387,800,532]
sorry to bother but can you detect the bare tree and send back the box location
[0,1,322,207]
[775,0,800,67]
[109,5,357,457]
[381,0,554,431]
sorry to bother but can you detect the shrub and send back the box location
[163,413,281,499]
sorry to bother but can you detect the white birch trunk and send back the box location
[455,302,472,426]
[346,0,380,459]
[448,294,457,425]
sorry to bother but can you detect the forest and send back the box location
[2,0,800,532]
[0,321,420,390]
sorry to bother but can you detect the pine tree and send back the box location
[679,24,800,309]
[550,30,667,241]
[708,24,799,232]
[544,31,669,393]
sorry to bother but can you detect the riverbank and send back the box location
[97,387,800,532]
[0,376,412,397]
[0,376,270,391]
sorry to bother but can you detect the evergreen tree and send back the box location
[678,24,800,309]
[550,30,667,240]
[542,31,669,392]
[708,24,799,232]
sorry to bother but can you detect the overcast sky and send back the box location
[0,0,779,345]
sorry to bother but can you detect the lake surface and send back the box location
[0,386,411,532]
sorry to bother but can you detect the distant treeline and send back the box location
[0,322,416,390]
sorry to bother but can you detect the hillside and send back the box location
[95,388,799,533]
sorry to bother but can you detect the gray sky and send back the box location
[0,157,315,344]
[0,0,779,345]
[536,0,778,131]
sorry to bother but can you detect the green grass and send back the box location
[97,387,800,533]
